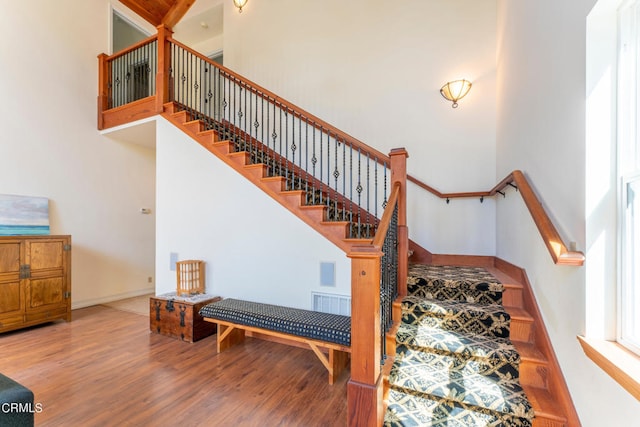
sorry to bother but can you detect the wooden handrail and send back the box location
[166,37,391,165]
[372,184,401,248]
[407,170,585,266]
[103,33,159,62]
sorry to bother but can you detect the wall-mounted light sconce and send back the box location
[233,0,248,13]
[440,79,472,108]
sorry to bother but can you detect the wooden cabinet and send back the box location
[0,235,71,333]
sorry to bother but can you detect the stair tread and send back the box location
[408,264,503,291]
[512,340,546,363]
[503,306,534,322]
[385,388,523,427]
[485,266,523,288]
[408,264,504,305]
[396,322,521,366]
[343,237,373,244]
[388,349,534,422]
[402,296,510,316]
[402,296,512,339]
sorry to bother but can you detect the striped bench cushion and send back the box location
[199,298,351,347]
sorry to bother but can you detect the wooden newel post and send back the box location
[390,148,409,298]
[156,24,173,113]
[97,53,109,130]
[347,245,384,427]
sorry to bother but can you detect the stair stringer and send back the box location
[160,104,372,254]
[494,257,582,427]
[386,251,582,427]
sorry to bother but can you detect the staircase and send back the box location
[384,263,572,426]
[98,31,581,427]
[162,102,577,426]
[162,103,379,253]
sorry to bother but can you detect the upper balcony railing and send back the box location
[99,26,394,241]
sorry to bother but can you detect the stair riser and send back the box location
[261,177,285,193]
[399,346,521,379]
[299,206,327,223]
[245,165,268,180]
[212,141,234,155]
[503,287,524,307]
[519,362,549,389]
[404,312,511,340]
[408,284,503,306]
[229,152,250,166]
[184,120,205,134]
[279,192,307,210]
[388,349,534,422]
[196,131,219,146]
[384,389,532,427]
[388,384,533,427]
[170,111,188,124]
[386,334,397,357]
[509,318,534,342]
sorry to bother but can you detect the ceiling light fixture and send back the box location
[233,0,248,13]
[440,79,472,108]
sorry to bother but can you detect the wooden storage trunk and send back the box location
[149,294,220,342]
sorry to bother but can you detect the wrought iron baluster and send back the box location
[366,152,371,233]
[319,126,324,205]
[285,110,290,188]
[342,139,347,221]
[298,115,303,189]
[349,145,354,236]
[271,102,277,176]
[312,124,317,204]
[333,132,339,221]
[356,148,362,238]
[305,118,310,197]
[278,105,283,178]
[374,158,378,220]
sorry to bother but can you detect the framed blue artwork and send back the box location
[0,194,50,235]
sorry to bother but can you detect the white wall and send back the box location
[222,0,499,256]
[496,0,640,424]
[0,1,156,307]
[155,117,350,308]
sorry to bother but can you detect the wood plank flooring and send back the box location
[0,306,348,427]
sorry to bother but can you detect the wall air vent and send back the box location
[312,292,351,316]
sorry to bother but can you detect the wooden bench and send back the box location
[199,298,351,385]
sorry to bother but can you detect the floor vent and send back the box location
[312,292,351,316]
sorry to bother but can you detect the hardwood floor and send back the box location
[0,306,348,427]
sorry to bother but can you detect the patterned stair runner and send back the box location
[385,265,535,427]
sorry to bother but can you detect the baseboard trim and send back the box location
[72,287,155,310]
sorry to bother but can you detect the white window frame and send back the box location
[617,0,640,356]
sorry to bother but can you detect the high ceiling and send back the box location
[119,0,195,29]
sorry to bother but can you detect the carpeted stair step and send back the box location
[408,264,504,305]
[388,348,534,426]
[395,322,521,379]
[384,388,517,427]
[402,295,511,339]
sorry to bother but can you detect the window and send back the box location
[618,0,640,355]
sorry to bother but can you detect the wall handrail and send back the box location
[407,170,585,266]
